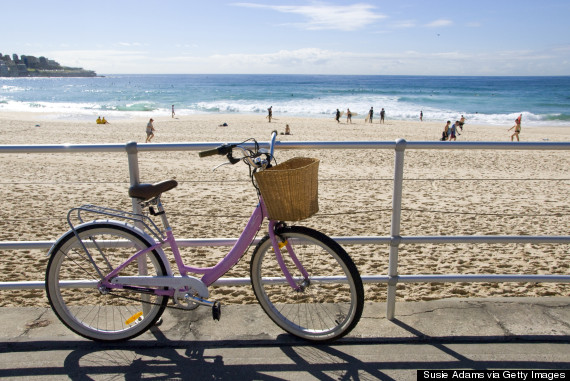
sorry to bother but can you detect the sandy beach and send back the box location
[0,112,568,307]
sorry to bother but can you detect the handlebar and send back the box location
[198,131,278,170]
[197,148,220,158]
[198,144,234,158]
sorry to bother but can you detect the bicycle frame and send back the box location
[81,130,308,297]
[99,196,309,296]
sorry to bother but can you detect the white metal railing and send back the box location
[1,139,569,319]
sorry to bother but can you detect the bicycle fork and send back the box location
[267,221,310,291]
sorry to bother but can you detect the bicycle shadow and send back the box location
[2,321,569,380]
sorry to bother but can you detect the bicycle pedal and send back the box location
[212,301,221,321]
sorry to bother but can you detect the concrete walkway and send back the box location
[0,297,569,380]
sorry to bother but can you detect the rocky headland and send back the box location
[0,52,96,77]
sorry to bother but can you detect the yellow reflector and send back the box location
[125,311,143,325]
[271,241,288,252]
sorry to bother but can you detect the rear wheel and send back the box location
[250,226,364,342]
[46,224,168,341]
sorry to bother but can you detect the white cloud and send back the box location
[425,19,453,28]
[40,46,570,76]
[202,47,570,75]
[234,2,386,31]
[391,20,416,28]
[205,48,338,72]
[553,44,570,53]
[118,42,145,47]
[39,49,151,73]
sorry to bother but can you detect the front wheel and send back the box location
[250,226,364,342]
[45,224,168,342]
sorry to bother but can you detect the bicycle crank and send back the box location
[184,293,222,321]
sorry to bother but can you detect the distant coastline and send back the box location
[0,52,96,77]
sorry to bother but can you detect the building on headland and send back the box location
[0,52,96,77]
[0,60,9,76]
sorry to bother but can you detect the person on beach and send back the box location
[448,121,458,141]
[346,108,352,124]
[335,109,341,123]
[368,107,374,123]
[441,121,450,141]
[145,118,155,143]
[171,105,175,118]
[508,114,522,141]
[101,117,109,124]
[420,110,423,122]
[380,108,385,124]
[285,124,291,135]
[96,116,102,124]
[458,115,466,131]
[267,106,273,123]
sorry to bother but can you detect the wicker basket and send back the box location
[254,157,319,221]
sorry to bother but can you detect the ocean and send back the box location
[1,74,569,126]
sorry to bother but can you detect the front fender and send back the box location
[47,219,173,276]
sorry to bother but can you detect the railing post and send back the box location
[125,141,151,313]
[126,141,142,216]
[386,138,407,320]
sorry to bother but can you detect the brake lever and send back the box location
[212,162,232,172]
[213,152,241,171]
[226,152,240,165]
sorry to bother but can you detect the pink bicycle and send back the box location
[45,132,364,342]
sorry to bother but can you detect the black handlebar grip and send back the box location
[198,148,220,157]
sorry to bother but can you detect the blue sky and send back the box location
[2,0,570,75]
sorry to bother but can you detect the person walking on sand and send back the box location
[441,120,450,141]
[458,115,466,131]
[346,108,352,124]
[368,107,373,123]
[420,110,423,122]
[380,108,385,124]
[508,114,522,141]
[267,106,273,123]
[448,121,458,141]
[335,109,341,123]
[171,105,175,118]
[145,118,156,143]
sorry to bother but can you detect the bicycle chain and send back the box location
[106,290,194,311]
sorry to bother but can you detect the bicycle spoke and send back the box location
[46,224,168,341]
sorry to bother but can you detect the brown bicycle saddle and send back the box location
[128,179,178,200]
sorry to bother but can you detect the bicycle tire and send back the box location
[46,223,168,342]
[250,226,364,342]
